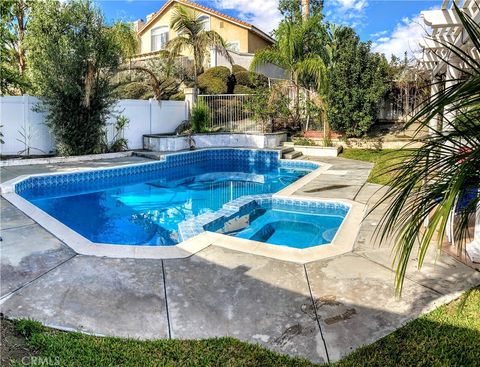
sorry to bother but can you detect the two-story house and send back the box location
[133,0,275,71]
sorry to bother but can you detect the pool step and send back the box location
[283,150,303,160]
[281,146,294,154]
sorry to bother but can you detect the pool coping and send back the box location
[0,150,366,263]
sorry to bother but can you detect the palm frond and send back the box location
[295,57,328,93]
[250,48,289,73]
[371,3,480,295]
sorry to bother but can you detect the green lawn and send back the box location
[2,288,479,367]
[340,149,413,185]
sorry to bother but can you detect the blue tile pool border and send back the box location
[13,149,319,197]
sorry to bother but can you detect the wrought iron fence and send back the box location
[197,94,265,133]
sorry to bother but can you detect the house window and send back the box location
[229,41,240,52]
[151,26,169,51]
[198,15,210,31]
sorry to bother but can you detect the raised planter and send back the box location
[143,132,287,152]
[284,142,342,157]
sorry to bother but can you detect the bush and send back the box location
[191,102,210,133]
[116,82,152,100]
[197,66,236,94]
[170,91,185,101]
[234,71,254,87]
[327,27,389,137]
[232,64,247,73]
[233,85,253,94]
[234,71,269,89]
[202,66,231,80]
[26,0,131,155]
[293,137,317,146]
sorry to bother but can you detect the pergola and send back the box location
[418,0,479,263]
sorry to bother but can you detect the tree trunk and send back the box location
[302,0,310,20]
[16,0,27,75]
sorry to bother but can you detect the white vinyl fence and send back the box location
[0,95,187,155]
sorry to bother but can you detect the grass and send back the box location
[340,149,414,185]
[2,288,479,366]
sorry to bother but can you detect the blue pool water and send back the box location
[231,205,345,248]
[17,150,318,246]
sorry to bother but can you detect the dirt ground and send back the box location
[0,316,35,366]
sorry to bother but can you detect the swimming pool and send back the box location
[14,149,319,246]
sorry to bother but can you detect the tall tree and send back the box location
[167,5,232,86]
[251,15,329,131]
[327,27,389,137]
[26,0,129,155]
[1,0,32,94]
[278,0,324,22]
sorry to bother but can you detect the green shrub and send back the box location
[234,71,254,87]
[252,73,269,88]
[202,66,231,80]
[232,64,247,73]
[170,91,185,101]
[234,71,269,89]
[116,82,152,100]
[293,137,317,146]
[26,1,133,156]
[198,75,228,94]
[233,85,253,94]
[197,66,235,94]
[191,102,210,133]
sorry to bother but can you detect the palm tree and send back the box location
[167,5,232,86]
[374,3,480,294]
[250,15,328,131]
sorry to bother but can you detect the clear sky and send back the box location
[95,0,441,58]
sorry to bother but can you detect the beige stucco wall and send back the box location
[138,3,271,58]
[248,31,271,53]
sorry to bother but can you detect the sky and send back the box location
[95,0,441,59]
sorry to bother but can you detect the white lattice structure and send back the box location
[419,0,480,262]
[420,1,479,73]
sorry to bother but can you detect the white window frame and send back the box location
[198,15,210,31]
[228,41,240,53]
[151,26,169,52]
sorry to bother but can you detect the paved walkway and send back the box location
[1,156,479,364]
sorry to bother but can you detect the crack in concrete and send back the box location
[161,259,172,339]
[0,253,77,302]
[303,265,330,364]
[354,251,444,296]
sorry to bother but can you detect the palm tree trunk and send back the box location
[302,0,310,20]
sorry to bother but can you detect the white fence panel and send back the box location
[151,100,187,134]
[1,95,54,155]
[109,99,151,150]
[0,96,187,155]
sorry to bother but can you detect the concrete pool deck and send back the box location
[1,156,479,364]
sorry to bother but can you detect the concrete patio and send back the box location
[1,156,479,364]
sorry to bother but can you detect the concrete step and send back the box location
[281,146,294,154]
[283,151,303,160]
[133,151,163,160]
[282,141,295,147]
